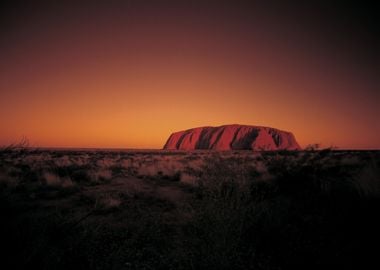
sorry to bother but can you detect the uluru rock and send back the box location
[163,124,301,151]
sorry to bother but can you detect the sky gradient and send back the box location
[0,1,379,149]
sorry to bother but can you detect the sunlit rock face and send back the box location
[163,124,301,150]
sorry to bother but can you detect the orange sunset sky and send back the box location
[0,1,379,149]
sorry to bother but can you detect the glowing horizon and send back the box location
[1,1,378,150]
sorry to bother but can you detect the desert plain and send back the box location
[1,146,379,269]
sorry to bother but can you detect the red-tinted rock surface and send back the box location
[163,124,301,150]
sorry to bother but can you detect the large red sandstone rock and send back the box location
[163,124,301,150]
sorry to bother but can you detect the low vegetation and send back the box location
[0,144,379,269]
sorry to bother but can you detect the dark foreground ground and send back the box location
[0,147,379,269]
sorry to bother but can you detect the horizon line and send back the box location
[3,146,380,151]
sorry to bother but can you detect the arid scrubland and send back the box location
[0,147,379,269]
